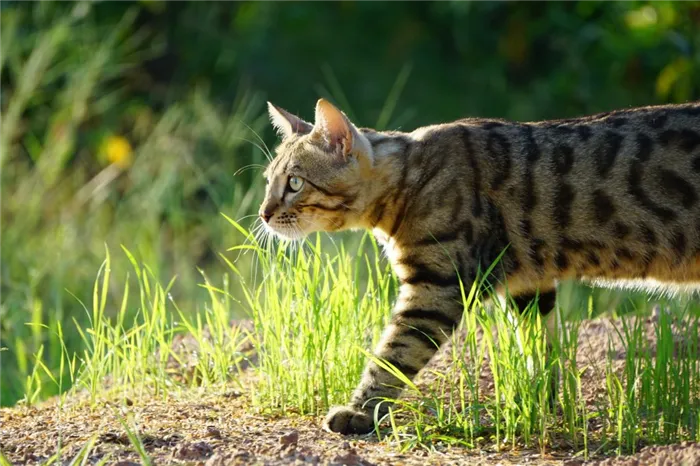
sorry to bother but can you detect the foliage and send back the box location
[84,1,699,123]
[1,2,266,405]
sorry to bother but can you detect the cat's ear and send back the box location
[267,102,313,140]
[312,98,370,159]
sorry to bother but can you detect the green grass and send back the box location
[0,4,268,406]
[387,301,699,457]
[7,220,698,460]
[239,232,396,414]
[6,245,250,408]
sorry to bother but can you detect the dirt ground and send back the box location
[2,314,699,466]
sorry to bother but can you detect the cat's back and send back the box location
[440,103,700,288]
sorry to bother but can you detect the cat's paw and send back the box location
[323,406,374,435]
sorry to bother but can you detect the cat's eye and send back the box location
[288,176,304,192]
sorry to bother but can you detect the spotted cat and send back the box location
[261,99,700,434]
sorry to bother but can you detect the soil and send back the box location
[2,313,699,466]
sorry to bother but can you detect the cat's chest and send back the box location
[373,229,395,256]
[372,230,404,269]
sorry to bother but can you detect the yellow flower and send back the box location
[102,135,133,169]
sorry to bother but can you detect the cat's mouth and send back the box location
[264,221,308,241]
[263,211,343,241]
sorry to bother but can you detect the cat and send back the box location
[261,98,700,435]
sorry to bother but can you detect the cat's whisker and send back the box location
[233,134,274,163]
[239,121,275,162]
[238,214,261,223]
[252,224,276,288]
[234,216,266,262]
[233,164,267,177]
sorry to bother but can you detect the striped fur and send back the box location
[262,99,700,434]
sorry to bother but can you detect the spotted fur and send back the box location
[261,99,700,435]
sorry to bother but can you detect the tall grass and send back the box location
[8,246,250,407]
[383,300,699,457]
[6,219,699,458]
[604,307,700,453]
[1,4,267,405]
[230,228,397,414]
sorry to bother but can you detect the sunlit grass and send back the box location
[228,224,397,414]
[1,3,267,405]
[7,220,700,460]
[382,299,699,457]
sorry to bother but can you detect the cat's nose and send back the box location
[260,210,273,223]
[260,200,279,223]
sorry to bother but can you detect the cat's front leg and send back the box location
[324,278,464,434]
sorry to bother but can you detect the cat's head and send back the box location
[260,99,374,240]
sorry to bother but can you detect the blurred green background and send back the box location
[2,1,699,406]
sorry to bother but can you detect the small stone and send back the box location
[331,451,374,466]
[279,430,299,446]
[233,450,252,460]
[206,425,222,438]
[176,441,214,460]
